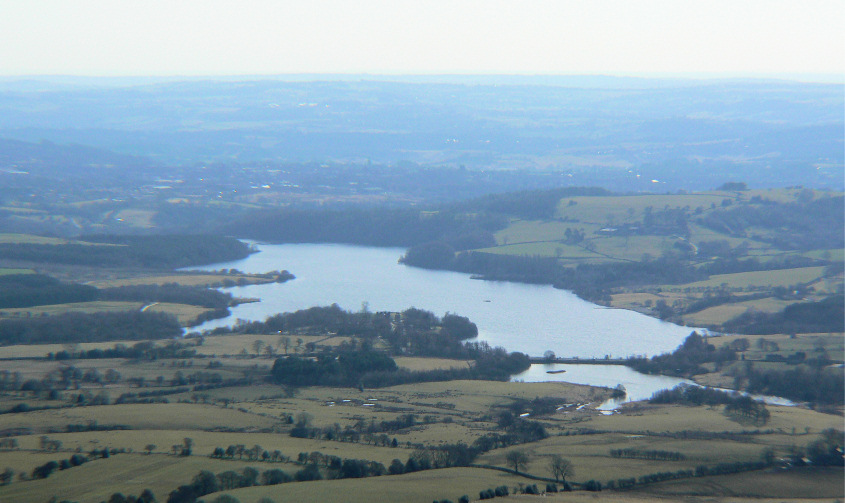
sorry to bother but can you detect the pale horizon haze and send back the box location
[0,0,843,81]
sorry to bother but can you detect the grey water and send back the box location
[512,363,794,409]
[190,243,696,358]
[188,243,795,408]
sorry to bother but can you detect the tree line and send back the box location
[0,234,250,268]
[1,274,234,311]
[48,340,198,361]
[721,295,844,334]
[212,305,529,384]
[626,332,736,376]
[401,249,708,303]
[0,273,97,309]
[609,449,686,461]
[649,384,771,425]
[0,311,182,345]
[697,195,843,250]
[270,345,530,389]
[0,274,237,328]
[221,187,611,249]
[98,284,233,310]
[744,365,843,405]
[627,332,843,405]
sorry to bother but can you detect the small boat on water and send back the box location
[546,369,567,374]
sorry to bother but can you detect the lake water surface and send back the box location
[512,363,692,409]
[191,243,696,358]
[189,243,795,408]
[513,364,794,409]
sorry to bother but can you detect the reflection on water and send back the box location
[189,244,794,408]
[512,363,795,409]
[189,243,696,358]
[512,363,692,409]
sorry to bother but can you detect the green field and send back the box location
[671,267,826,290]
[207,467,531,503]
[682,297,794,326]
[0,300,213,326]
[89,272,282,289]
[0,350,840,503]
[0,267,34,275]
[0,187,840,502]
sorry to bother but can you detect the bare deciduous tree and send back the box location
[549,454,573,483]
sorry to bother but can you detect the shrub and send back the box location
[584,480,602,492]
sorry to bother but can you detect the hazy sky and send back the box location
[1,0,843,78]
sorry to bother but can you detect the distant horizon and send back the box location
[1,71,842,85]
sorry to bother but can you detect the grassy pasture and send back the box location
[177,384,292,403]
[693,329,844,389]
[175,384,463,429]
[609,291,687,314]
[686,223,769,249]
[0,338,185,358]
[0,357,243,384]
[208,466,533,503]
[0,206,45,214]
[239,393,476,434]
[475,428,802,483]
[146,302,214,325]
[0,232,123,246]
[0,450,74,475]
[587,404,841,434]
[480,190,837,273]
[475,402,842,486]
[382,380,606,415]
[555,193,734,223]
[495,219,578,244]
[550,494,838,503]
[738,332,842,355]
[0,300,144,318]
[681,297,793,326]
[805,248,845,261]
[0,354,838,501]
[0,300,212,326]
[669,266,826,290]
[0,403,279,433]
[89,272,280,288]
[242,401,413,431]
[520,432,768,465]
[193,334,353,357]
[114,208,156,228]
[0,343,113,359]
[0,233,69,244]
[9,429,409,465]
[486,447,698,484]
[0,452,297,503]
[478,241,595,259]
[590,235,675,261]
[0,267,34,275]
[388,421,487,446]
[633,466,844,499]
[393,357,472,371]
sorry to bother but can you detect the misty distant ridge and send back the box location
[0,75,841,191]
[0,73,842,91]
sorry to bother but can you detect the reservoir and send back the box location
[512,364,795,409]
[191,243,696,359]
[190,243,794,408]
